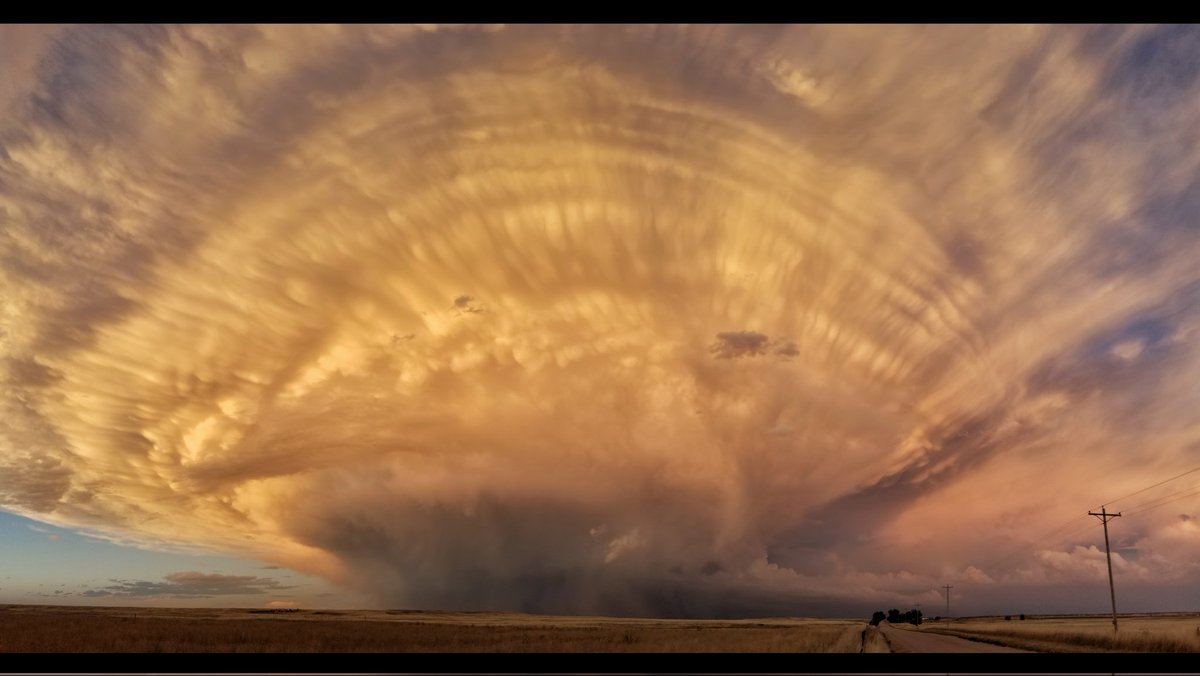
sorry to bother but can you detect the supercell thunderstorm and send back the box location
[3,25,1200,615]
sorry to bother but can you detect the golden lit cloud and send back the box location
[3,24,1200,615]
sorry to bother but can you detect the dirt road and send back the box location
[877,623,1030,652]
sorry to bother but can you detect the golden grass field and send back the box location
[0,604,868,652]
[6,604,1198,652]
[921,613,1200,652]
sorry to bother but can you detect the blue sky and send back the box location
[0,509,340,608]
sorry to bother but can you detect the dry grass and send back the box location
[0,604,866,652]
[923,613,1200,652]
[860,625,890,653]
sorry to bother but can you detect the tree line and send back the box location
[869,608,923,626]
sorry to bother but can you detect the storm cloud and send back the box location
[80,571,292,598]
[3,25,1200,617]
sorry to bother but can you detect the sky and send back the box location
[1,24,1200,618]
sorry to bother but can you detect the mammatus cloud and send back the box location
[80,571,293,598]
[2,24,1200,616]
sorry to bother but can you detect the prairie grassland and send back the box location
[0,605,866,652]
[925,614,1200,652]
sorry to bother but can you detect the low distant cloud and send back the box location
[452,294,485,314]
[604,529,645,565]
[80,571,293,599]
[764,423,793,437]
[962,565,993,584]
[1033,545,1147,581]
[1108,339,1145,361]
[774,340,800,359]
[710,331,770,359]
[709,332,801,360]
[27,524,62,541]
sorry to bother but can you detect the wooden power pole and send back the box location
[943,584,953,623]
[1088,505,1122,632]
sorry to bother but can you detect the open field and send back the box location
[0,605,867,652]
[919,613,1200,652]
[9,604,1198,652]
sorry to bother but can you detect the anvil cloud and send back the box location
[3,24,1200,616]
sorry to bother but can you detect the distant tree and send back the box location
[1019,614,1026,620]
[903,609,923,626]
[1004,615,1012,621]
[887,608,902,624]
[870,611,886,626]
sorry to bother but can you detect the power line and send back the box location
[996,519,1098,568]
[964,464,1200,584]
[1120,480,1200,513]
[1124,485,1200,518]
[1044,465,1200,558]
[1047,520,1104,551]
[1078,483,1200,551]
[974,512,1092,574]
[1094,464,1200,512]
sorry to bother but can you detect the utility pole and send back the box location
[1088,505,1122,632]
[943,584,953,625]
